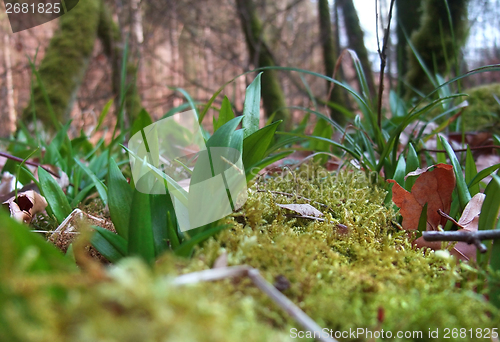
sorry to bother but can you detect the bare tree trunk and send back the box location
[318,0,346,125]
[236,0,291,130]
[338,0,376,98]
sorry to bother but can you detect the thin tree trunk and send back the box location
[318,0,346,125]
[395,0,422,85]
[338,0,376,98]
[236,0,291,130]
[405,0,469,95]
[3,33,16,136]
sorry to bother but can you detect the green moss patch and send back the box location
[1,164,498,341]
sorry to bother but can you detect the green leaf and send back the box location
[417,202,428,234]
[242,73,262,138]
[0,209,76,273]
[95,98,114,132]
[128,183,155,265]
[242,120,281,169]
[478,175,500,267]
[389,90,407,118]
[468,163,500,189]
[37,166,72,224]
[214,96,235,132]
[130,108,154,138]
[439,136,471,209]
[174,224,229,258]
[385,154,406,206]
[435,135,447,164]
[206,116,243,149]
[167,211,180,249]
[404,143,420,191]
[107,158,133,238]
[90,226,127,263]
[150,192,176,256]
[74,158,108,206]
[70,183,96,208]
[310,119,333,164]
[465,147,479,196]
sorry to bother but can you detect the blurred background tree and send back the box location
[0,0,499,137]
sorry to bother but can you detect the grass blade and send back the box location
[465,147,479,196]
[74,158,108,206]
[439,136,471,210]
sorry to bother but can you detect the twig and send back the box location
[0,151,60,179]
[376,0,396,129]
[171,266,338,342]
[422,230,500,253]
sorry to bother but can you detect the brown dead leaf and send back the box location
[388,163,455,231]
[2,190,48,223]
[414,193,485,261]
[277,203,323,218]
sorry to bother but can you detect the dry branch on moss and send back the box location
[172,266,338,342]
[423,230,500,253]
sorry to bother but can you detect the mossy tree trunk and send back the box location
[235,0,291,130]
[23,0,141,129]
[318,0,347,125]
[338,0,376,98]
[22,0,101,127]
[405,0,469,95]
[395,0,423,84]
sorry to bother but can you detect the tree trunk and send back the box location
[22,0,101,127]
[2,33,16,137]
[405,0,469,95]
[338,0,376,98]
[318,0,346,125]
[236,0,291,130]
[395,0,423,83]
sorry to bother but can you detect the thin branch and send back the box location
[171,266,338,342]
[0,151,60,179]
[376,0,396,129]
[422,230,500,253]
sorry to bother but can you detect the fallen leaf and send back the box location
[388,163,455,231]
[277,203,323,217]
[414,193,485,261]
[2,190,48,223]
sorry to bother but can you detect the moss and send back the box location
[1,164,498,341]
[462,83,500,134]
[406,0,469,95]
[23,0,101,126]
